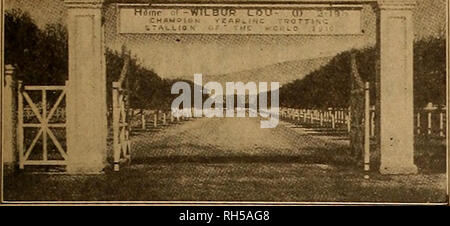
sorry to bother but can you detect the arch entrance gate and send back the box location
[62,0,417,174]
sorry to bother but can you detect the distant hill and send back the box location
[201,56,333,87]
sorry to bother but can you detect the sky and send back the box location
[4,0,447,80]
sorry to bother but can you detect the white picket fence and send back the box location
[130,108,195,130]
[127,104,446,139]
[280,105,447,138]
[415,105,447,137]
[280,107,352,132]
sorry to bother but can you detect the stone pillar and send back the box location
[65,0,107,173]
[2,65,16,168]
[377,0,417,174]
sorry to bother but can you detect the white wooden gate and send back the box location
[112,82,131,171]
[17,81,68,169]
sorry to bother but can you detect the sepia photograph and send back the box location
[1,0,448,206]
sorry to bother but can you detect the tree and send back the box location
[279,37,446,109]
[5,8,206,113]
[5,9,68,85]
[414,36,446,107]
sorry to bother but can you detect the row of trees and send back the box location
[6,9,446,111]
[105,48,186,110]
[279,36,446,109]
[5,9,193,111]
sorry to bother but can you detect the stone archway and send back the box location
[63,0,417,174]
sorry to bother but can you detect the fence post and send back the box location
[338,110,341,127]
[331,110,336,129]
[337,109,341,124]
[141,110,146,130]
[301,109,305,122]
[312,110,315,123]
[320,111,324,127]
[308,109,311,123]
[334,110,338,128]
[154,113,158,128]
[3,65,16,168]
[364,82,371,178]
[342,110,345,124]
[112,82,120,171]
[119,97,127,167]
[328,110,332,124]
[440,110,445,137]
[299,109,303,122]
[416,112,421,135]
[371,110,375,137]
[342,110,346,124]
[427,110,432,135]
[339,109,342,124]
[42,86,48,161]
[304,109,307,123]
[163,112,167,125]
[338,110,341,124]
[318,110,321,124]
[17,80,24,169]
[347,108,351,133]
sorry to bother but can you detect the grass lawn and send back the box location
[3,161,446,203]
